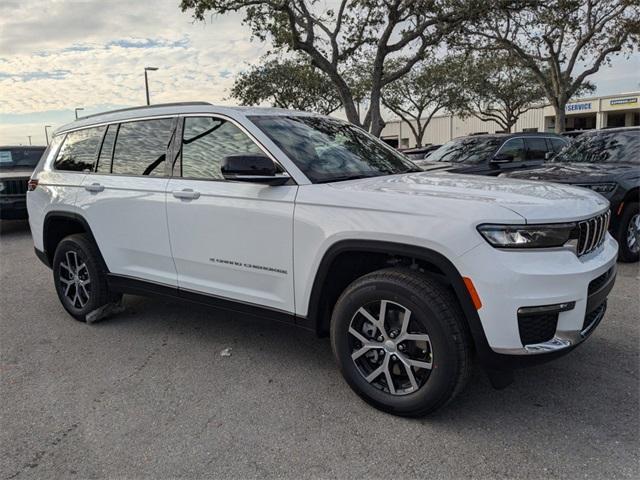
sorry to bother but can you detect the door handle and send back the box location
[85,182,104,193]
[172,189,201,200]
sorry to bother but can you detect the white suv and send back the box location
[27,102,618,416]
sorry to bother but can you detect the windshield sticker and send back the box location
[0,151,12,164]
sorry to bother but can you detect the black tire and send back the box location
[52,233,119,322]
[330,267,472,417]
[616,202,639,263]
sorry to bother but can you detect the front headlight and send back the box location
[576,183,616,194]
[477,223,577,249]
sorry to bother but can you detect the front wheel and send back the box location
[52,233,119,322]
[330,268,472,417]
[616,202,639,263]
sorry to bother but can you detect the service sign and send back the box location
[566,102,593,113]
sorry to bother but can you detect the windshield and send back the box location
[427,137,501,164]
[553,130,639,164]
[249,115,419,183]
[0,147,45,170]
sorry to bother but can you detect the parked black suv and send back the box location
[503,127,639,262]
[0,146,46,220]
[414,132,569,176]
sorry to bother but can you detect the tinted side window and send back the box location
[96,124,118,174]
[549,138,567,153]
[53,127,105,172]
[525,138,549,160]
[112,118,174,176]
[181,117,263,180]
[498,138,525,161]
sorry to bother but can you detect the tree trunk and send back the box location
[368,86,386,137]
[554,106,566,134]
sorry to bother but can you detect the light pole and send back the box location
[144,67,159,105]
[44,125,52,145]
[75,107,84,119]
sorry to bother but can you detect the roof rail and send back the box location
[79,101,213,120]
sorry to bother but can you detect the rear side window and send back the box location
[96,124,118,174]
[181,117,263,180]
[525,137,549,160]
[112,118,174,176]
[549,138,567,153]
[53,127,105,171]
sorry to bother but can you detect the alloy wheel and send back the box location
[628,213,640,254]
[348,300,433,395]
[59,250,91,309]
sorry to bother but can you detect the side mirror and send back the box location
[491,152,513,164]
[545,151,554,160]
[221,154,290,185]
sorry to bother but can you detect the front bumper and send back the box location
[458,234,618,360]
[0,195,28,219]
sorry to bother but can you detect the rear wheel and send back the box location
[330,267,471,417]
[617,202,639,263]
[52,233,119,321]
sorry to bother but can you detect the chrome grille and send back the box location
[577,211,610,256]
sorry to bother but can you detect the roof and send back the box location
[54,102,319,135]
[0,145,47,149]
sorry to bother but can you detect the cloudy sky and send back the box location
[1,0,639,146]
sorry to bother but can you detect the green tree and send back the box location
[229,57,342,114]
[454,54,547,133]
[382,57,465,147]
[463,0,640,132]
[180,0,477,136]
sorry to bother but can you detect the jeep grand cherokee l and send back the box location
[27,102,617,416]
[0,145,46,219]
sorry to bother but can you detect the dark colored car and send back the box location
[0,146,46,219]
[503,127,639,262]
[414,132,569,176]
[401,145,441,160]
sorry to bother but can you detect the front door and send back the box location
[166,115,297,313]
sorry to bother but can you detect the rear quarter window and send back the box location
[53,127,105,172]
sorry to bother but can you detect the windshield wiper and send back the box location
[316,174,381,184]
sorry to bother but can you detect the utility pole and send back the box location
[27,136,32,146]
[44,125,52,145]
[144,67,159,105]
[75,107,84,119]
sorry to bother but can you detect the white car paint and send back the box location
[27,103,618,357]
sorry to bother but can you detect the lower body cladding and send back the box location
[459,234,618,373]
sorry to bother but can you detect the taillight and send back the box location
[27,179,39,191]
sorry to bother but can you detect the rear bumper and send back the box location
[0,195,27,219]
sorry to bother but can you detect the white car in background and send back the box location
[27,102,617,416]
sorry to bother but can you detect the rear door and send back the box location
[76,117,178,286]
[165,115,297,313]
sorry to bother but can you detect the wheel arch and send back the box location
[304,239,492,361]
[42,211,108,271]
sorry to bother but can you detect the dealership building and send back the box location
[380,91,640,149]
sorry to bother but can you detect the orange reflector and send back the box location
[617,202,624,216]
[463,277,482,310]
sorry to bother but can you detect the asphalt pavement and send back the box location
[1,219,638,479]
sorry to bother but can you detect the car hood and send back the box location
[328,172,609,223]
[0,169,33,179]
[502,162,637,183]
